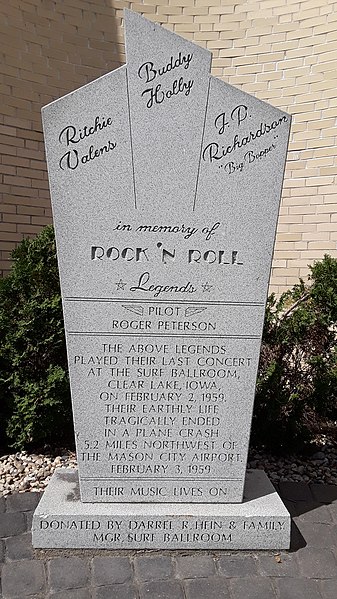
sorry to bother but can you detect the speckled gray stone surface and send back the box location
[124,9,211,212]
[41,10,291,507]
[32,469,290,549]
[195,75,291,303]
[42,64,135,300]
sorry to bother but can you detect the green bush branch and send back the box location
[0,226,73,450]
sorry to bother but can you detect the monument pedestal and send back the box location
[32,469,290,550]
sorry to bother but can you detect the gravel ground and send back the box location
[248,442,337,486]
[0,440,336,496]
[0,450,77,496]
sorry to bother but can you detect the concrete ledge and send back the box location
[32,468,290,550]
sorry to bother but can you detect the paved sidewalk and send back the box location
[0,482,336,599]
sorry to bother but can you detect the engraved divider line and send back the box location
[68,332,260,339]
[193,76,211,212]
[80,477,242,482]
[64,297,264,307]
[125,66,137,210]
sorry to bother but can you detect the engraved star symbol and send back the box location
[116,279,127,291]
[201,282,213,293]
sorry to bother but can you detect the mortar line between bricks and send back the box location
[270,577,279,599]
[87,555,93,597]
[214,554,220,576]
[89,556,94,599]
[181,576,188,599]
[45,556,52,599]
[172,554,177,581]
[46,556,51,594]
[227,577,235,599]
[129,555,140,599]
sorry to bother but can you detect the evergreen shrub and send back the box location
[0,225,72,450]
[252,254,337,452]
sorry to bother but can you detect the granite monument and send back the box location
[33,10,292,550]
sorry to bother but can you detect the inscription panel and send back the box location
[125,9,211,212]
[67,334,259,502]
[42,65,135,298]
[195,76,291,300]
[36,513,288,548]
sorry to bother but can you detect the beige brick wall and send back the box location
[1,0,336,294]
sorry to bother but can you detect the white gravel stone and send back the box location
[0,450,77,495]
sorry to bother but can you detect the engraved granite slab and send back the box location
[41,10,291,505]
[195,75,291,301]
[32,468,290,550]
[124,9,211,212]
[42,65,135,299]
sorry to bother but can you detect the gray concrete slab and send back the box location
[31,468,290,550]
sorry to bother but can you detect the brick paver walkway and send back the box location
[0,482,336,598]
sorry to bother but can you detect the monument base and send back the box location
[32,469,290,550]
